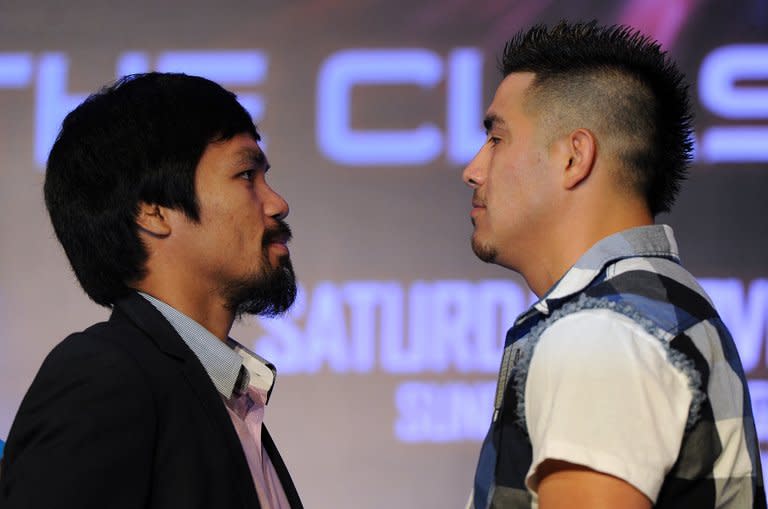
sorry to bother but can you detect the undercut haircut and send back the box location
[501,20,694,215]
[44,72,258,306]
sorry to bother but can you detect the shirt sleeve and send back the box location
[523,308,693,502]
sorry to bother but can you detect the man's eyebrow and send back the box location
[236,148,271,172]
[483,114,505,134]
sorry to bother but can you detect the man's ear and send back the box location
[561,128,597,190]
[136,202,172,237]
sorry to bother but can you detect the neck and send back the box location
[133,273,234,342]
[517,195,653,297]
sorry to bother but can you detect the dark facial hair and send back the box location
[223,219,297,318]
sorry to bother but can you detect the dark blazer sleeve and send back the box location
[0,330,156,508]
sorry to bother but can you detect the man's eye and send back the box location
[488,136,501,146]
[239,170,255,180]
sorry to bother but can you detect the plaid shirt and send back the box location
[472,225,766,508]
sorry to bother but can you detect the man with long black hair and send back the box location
[0,73,303,508]
[464,21,765,508]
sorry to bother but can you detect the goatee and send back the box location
[223,220,297,318]
[471,233,497,264]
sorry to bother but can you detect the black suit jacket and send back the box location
[0,292,303,508]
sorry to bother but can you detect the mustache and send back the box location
[262,219,293,247]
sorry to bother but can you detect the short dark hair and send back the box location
[44,72,258,306]
[500,20,693,215]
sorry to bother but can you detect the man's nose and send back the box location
[264,185,289,221]
[462,149,485,189]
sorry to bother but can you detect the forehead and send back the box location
[487,72,537,125]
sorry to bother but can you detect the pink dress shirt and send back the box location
[224,386,292,509]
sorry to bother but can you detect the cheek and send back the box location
[242,209,269,251]
[491,172,543,228]
[201,201,245,247]
[487,162,521,208]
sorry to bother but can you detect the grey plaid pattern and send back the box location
[472,225,766,508]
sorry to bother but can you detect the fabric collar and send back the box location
[138,292,275,401]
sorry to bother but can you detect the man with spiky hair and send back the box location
[464,21,765,508]
[0,73,303,508]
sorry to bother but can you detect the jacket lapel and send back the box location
[263,426,304,509]
[113,293,262,509]
[113,293,191,356]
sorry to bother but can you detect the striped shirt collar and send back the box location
[523,224,680,319]
[139,292,276,402]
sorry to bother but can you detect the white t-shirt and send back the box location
[524,308,693,502]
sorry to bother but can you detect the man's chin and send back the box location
[471,236,497,264]
[225,260,297,319]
